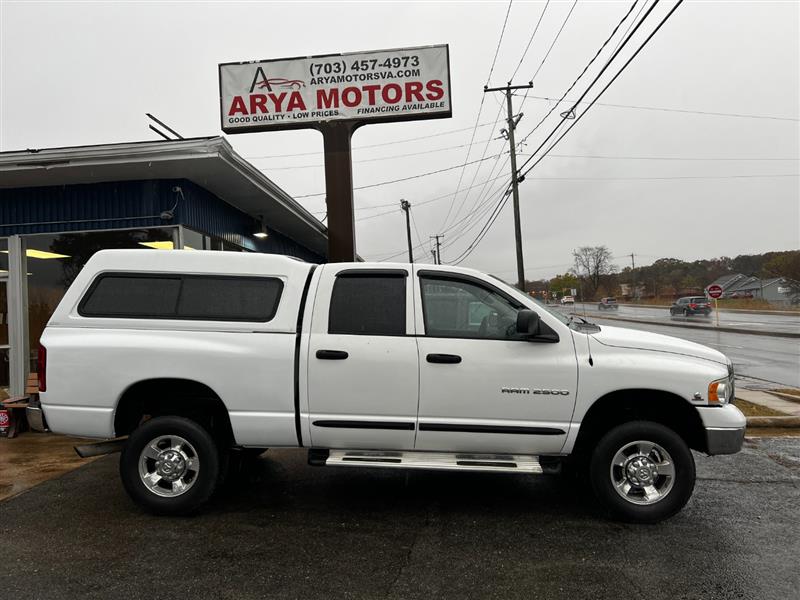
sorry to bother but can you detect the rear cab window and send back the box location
[328,270,406,336]
[78,273,284,322]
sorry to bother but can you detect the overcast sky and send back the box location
[1,0,798,279]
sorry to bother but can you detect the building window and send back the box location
[328,273,406,336]
[182,227,245,252]
[25,228,176,370]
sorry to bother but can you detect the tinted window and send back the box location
[328,274,406,335]
[79,274,283,322]
[80,276,181,318]
[178,277,282,321]
[420,275,523,340]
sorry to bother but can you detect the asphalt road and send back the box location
[1,441,798,599]
[552,307,800,389]
[571,303,800,336]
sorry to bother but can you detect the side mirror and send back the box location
[516,309,541,336]
[516,309,560,343]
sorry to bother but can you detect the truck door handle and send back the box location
[316,349,349,360]
[426,353,462,364]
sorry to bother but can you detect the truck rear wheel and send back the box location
[120,416,220,515]
[589,421,695,523]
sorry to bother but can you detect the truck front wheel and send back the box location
[120,416,220,515]
[589,421,695,523]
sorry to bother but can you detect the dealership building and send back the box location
[0,137,328,399]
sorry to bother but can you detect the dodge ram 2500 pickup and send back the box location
[35,250,745,522]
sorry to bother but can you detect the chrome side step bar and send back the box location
[323,450,543,473]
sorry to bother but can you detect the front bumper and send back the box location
[696,404,746,455]
[705,427,745,455]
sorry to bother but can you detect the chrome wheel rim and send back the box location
[138,435,199,497]
[610,440,675,506]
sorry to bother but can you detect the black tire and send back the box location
[589,421,695,524]
[683,308,690,317]
[120,416,220,515]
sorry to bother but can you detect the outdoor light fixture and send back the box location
[254,217,269,239]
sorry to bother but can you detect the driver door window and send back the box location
[420,276,523,340]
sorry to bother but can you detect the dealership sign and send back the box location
[219,44,451,133]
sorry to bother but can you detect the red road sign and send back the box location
[707,284,723,299]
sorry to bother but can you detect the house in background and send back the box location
[705,273,800,305]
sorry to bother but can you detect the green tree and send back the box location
[763,251,800,281]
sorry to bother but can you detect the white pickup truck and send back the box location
[36,250,745,522]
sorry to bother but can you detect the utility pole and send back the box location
[400,199,413,264]
[630,253,636,300]
[430,234,444,265]
[484,81,532,291]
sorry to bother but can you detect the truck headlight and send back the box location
[708,377,732,404]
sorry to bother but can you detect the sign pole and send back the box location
[707,284,723,328]
[319,121,361,262]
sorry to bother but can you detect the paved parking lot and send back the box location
[1,437,798,600]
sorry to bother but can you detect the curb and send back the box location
[572,312,800,339]
[746,416,800,428]
[766,391,800,404]
[617,303,800,317]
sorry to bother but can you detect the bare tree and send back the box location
[573,246,616,293]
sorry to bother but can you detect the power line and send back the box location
[442,103,505,230]
[451,184,514,265]
[445,0,556,233]
[520,1,692,180]
[523,173,800,181]
[487,0,514,85]
[509,0,550,81]
[518,0,579,114]
[253,137,495,170]
[244,121,500,160]
[309,171,513,218]
[523,94,800,123]
[445,1,636,268]
[527,0,579,87]
[518,0,642,148]
[294,154,504,199]
[518,152,800,161]
[438,0,514,232]
[517,0,663,176]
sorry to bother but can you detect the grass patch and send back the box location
[734,398,787,417]
[774,388,800,398]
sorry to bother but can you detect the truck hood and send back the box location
[590,324,727,366]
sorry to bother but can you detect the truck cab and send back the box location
[37,250,745,522]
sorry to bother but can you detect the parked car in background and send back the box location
[560,295,575,305]
[598,297,619,311]
[670,297,712,317]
